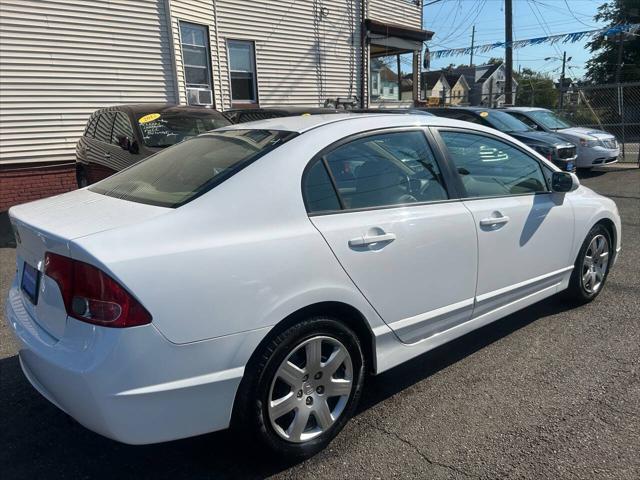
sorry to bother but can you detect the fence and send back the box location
[424,82,640,164]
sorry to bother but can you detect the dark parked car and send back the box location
[76,104,230,186]
[422,107,578,171]
[223,107,341,124]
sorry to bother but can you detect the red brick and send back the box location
[0,163,76,211]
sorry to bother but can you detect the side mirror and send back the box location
[552,171,579,193]
[129,140,139,154]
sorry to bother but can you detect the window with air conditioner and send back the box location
[228,40,257,104]
[180,22,213,106]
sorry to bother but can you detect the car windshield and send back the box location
[528,110,572,130]
[138,112,230,148]
[90,130,296,207]
[481,110,531,133]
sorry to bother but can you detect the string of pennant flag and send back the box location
[427,23,640,60]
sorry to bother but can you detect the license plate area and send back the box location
[21,262,41,305]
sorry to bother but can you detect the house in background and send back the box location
[430,62,518,107]
[370,60,400,101]
[0,0,433,211]
[444,74,470,105]
[421,72,450,105]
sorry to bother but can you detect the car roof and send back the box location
[97,104,225,115]
[502,107,550,112]
[224,106,341,114]
[217,112,477,134]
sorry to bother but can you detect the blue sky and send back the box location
[423,0,608,79]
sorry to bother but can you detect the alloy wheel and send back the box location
[582,234,609,294]
[268,336,354,443]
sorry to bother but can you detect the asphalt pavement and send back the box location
[1,167,638,479]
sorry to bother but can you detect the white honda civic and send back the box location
[6,114,621,458]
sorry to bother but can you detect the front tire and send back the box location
[236,317,365,458]
[566,224,612,303]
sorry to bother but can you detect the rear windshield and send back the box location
[138,112,230,148]
[90,130,296,207]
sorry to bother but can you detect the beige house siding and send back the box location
[0,0,425,167]
[0,0,176,166]
[368,0,422,29]
[212,0,362,110]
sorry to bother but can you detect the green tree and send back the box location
[585,0,640,83]
[515,68,559,108]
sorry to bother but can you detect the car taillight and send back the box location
[44,252,151,328]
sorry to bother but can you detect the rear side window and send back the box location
[90,129,296,207]
[94,112,115,143]
[303,130,448,213]
[85,114,99,138]
[111,112,134,145]
[439,131,548,198]
[304,161,341,212]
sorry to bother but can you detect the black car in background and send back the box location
[75,104,230,186]
[422,107,578,171]
[223,107,341,124]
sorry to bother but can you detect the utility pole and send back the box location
[469,25,475,67]
[559,51,567,110]
[505,0,513,105]
[615,33,624,85]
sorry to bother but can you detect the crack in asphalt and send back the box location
[358,418,481,479]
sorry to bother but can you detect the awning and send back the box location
[366,19,434,55]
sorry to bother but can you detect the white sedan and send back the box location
[6,114,621,458]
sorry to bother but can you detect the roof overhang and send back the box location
[366,19,434,56]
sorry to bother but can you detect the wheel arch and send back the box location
[595,217,617,258]
[230,301,376,427]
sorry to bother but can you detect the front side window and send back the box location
[228,40,257,103]
[304,130,448,212]
[439,131,548,198]
[180,22,213,94]
[509,112,539,130]
[94,112,115,143]
[90,130,295,207]
[137,111,230,148]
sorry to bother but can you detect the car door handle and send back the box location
[479,215,510,227]
[349,232,396,247]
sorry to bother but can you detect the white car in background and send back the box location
[6,114,621,458]
[504,107,620,169]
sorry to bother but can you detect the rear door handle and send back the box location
[349,232,396,247]
[479,215,510,227]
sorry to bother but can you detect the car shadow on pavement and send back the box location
[358,295,576,414]
[0,294,577,480]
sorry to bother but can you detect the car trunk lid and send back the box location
[9,189,168,339]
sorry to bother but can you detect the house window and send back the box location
[180,22,213,93]
[228,40,257,103]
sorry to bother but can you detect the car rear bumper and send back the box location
[5,279,265,445]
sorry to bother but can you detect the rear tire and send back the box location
[565,224,612,304]
[235,317,365,458]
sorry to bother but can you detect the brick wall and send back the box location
[0,163,77,212]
